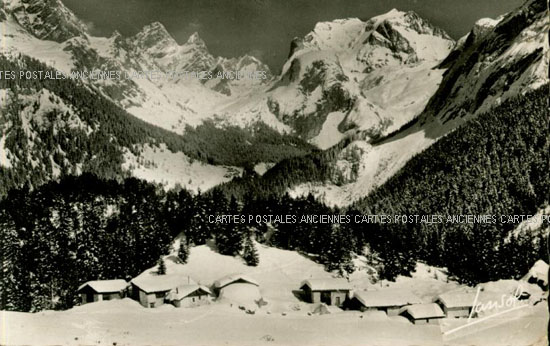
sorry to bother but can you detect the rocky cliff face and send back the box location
[1,0,87,42]
[129,24,216,73]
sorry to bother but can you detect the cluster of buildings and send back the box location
[78,275,479,324]
[299,278,477,324]
[77,273,259,309]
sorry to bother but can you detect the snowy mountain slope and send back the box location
[0,54,244,194]
[205,55,272,96]
[0,2,276,135]
[222,9,455,148]
[424,0,548,121]
[289,117,455,206]
[288,0,549,206]
[0,85,240,192]
[121,144,242,193]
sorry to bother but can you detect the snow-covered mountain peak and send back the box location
[141,21,170,35]
[132,21,178,53]
[108,30,124,45]
[366,8,405,24]
[110,30,122,39]
[357,9,454,66]
[1,0,87,42]
[470,17,502,42]
[186,32,205,46]
[293,18,365,55]
[401,11,453,39]
[219,54,270,72]
[285,8,454,71]
[127,21,218,73]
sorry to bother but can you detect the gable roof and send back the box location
[300,278,351,291]
[353,289,422,308]
[168,285,212,301]
[399,303,445,320]
[213,274,259,289]
[435,291,476,309]
[77,280,129,294]
[131,274,197,294]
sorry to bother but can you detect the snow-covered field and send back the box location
[121,144,242,193]
[2,243,547,346]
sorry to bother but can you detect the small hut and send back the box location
[350,289,421,316]
[77,280,129,304]
[131,275,196,308]
[299,278,351,307]
[523,259,548,290]
[399,303,445,325]
[168,285,212,307]
[435,291,476,318]
[213,274,261,303]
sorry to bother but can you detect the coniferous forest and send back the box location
[350,85,550,285]
[0,50,548,312]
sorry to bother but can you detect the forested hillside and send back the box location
[350,84,550,284]
[214,132,366,199]
[218,85,549,284]
[0,175,172,311]
[0,173,351,312]
[0,54,314,195]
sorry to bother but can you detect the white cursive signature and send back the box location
[445,284,530,336]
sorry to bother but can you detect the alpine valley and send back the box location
[1,0,547,204]
[0,0,549,335]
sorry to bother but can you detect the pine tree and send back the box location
[242,237,259,266]
[215,196,244,256]
[157,257,167,275]
[178,241,189,264]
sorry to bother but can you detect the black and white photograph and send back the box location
[0,0,549,345]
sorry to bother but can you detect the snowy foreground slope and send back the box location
[0,85,241,193]
[2,243,547,346]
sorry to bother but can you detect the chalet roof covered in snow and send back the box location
[168,285,212,301]
[522,259,548,286]
[399,303,445,320]
[77,280,129,293]
[353,289,421,308]
[132,274,197,293]
[213,274,259,289]
[436,291,476,308]
[300,278,351,291]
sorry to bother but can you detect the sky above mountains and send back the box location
[63,0,524,72]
